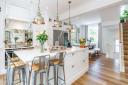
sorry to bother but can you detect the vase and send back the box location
[40,42,44,52]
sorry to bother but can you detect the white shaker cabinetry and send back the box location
[64,48,89,85]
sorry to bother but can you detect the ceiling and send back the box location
[71,10,101,25]
[6,0,126,25]
[7,0,92,17]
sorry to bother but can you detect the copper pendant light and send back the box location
[33,0,45,25]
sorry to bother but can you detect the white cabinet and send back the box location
[64,48,89,85]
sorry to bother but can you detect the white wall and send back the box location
[61,0,122,20]
[100,5,120,58]
[0,0,6,72]
[102,25,119,58]
[6,5,32,22]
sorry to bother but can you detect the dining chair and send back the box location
[48,52,66,85]
[27,55,50,85]
[5,51,26,85]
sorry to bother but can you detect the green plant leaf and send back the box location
[36,30,48,43]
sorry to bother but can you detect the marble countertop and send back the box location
[14,46,88,63]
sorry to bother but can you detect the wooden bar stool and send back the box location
[6,51,26,85]
[27,55,50,85]
[48,52,66,85]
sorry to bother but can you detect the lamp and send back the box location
[67,1,73,31]
[67,1,74,42]
[33,0,45,24]
[53,0,62,28]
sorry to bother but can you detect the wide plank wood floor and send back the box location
[72,54,128,85]
[1,54,128,85]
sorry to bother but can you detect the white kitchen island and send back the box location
[14,46,89,85]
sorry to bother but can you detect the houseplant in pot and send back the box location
[120,10,128,23]
[36,30,48,52]
[79,38,86,48]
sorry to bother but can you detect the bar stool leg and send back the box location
[56,65,59,85]
[6,68,10,85]
[22,68,26,85]
[62,65,66,85]
[53,65,56,85]
[18,70,22,83]
[47,66,51,85]
[9,68,15,85]
[40,72,43,85]
[46,71,49,85]
[32,72,37,85]
[28,71,32,85]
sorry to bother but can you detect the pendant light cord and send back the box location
[38,0,40,12]
[68,1,71,24]
[57,0,59,18]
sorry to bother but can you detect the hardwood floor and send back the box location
[1,54,128,85]
[72,54,128,85]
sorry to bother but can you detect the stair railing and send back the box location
[119,23,125,72]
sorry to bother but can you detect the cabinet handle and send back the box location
[0,7,1,12]
[72,53,75,56]
[72,65,74,68]
[83,60,85,63]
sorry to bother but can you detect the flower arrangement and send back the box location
[36,30,48,52]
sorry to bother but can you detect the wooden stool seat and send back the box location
[10,59,25,68]
[50,59,60,65]
[10,57,19,62]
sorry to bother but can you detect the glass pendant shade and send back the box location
[67,24,73,31]
[53,17,62,28]
[33,11,45,24]
[33,0,45,25]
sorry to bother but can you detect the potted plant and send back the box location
[79,38,86,48]
[120,10,128,23]
[36,30,48,52]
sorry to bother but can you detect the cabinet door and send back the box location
[82,49,89,70]
[73,51,82,73]
[64,53,74,80]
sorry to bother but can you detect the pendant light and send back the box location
[67,1,74,42]
[67,1,73,31]
[53,0,62,28]
[33,0,45,24]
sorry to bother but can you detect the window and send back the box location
[88,24,99,47]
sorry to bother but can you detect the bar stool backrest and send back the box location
[5,51,16,68]
[31,55,50,71]
[51,52,66,63]
[58,52,66,63]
